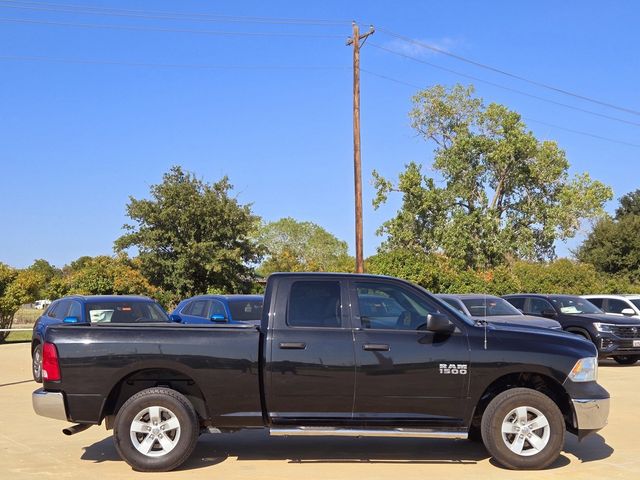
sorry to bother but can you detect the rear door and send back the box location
[350,279,469,426]
[266,277,355,423]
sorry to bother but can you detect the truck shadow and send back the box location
[80,429,613,471]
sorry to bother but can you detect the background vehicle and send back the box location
[33,299,52,310]
[583,294,640,318]
[33,273,608,472]
[171,294,263,325]
[436,294,562,330]
[503,294,640,365]
[31,295,169,382]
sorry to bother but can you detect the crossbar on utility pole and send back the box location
[347,21,374,274]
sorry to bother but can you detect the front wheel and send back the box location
[481,388,564,470]
[32,344,43,383]
[113,387,199,472]
[614,355,639,365]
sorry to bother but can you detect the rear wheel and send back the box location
[613,355,639,365]
[481,388,564,470]
[113,387,199,472]
[32,344,42,383]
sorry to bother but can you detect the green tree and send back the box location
[373,84,612,269]
[115,166,263,303]
[258,217,353,276]
[0,264,43,340]
[577,191,640,279]
[615,189,640,218]
[64,255,156,296]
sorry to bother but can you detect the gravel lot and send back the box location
[0,342,637,479]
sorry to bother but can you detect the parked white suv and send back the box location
[582,294,640,317]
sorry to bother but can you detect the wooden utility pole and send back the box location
[347,22,374,274]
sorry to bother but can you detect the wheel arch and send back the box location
[470,372,574,433]
[101,368,209,429]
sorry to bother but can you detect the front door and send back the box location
[350,279,469,426]
[266,278,355,424]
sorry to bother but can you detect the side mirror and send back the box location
[210,314,228,323]
[621,308,636,316]
[63,316,82,324]
[541,309,557,318]
[169,314,182,323]
[426,313,455,334]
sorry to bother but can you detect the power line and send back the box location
[0,0,350,25]
[359,68,640,148]
[379,28,640,117]
[369,42,640,128]
[0,17,346,37]
[0,54,349,71]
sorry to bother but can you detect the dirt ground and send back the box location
[0,342,637,479]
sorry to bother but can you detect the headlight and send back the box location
[593,322,615,333]
[568,357,598,382]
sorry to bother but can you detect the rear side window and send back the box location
[287,281,342,328]
[68,301,83,320]
[184,300,210,318]
[588,298,604,308]
[440,298,465,314]
[505,297,525,310]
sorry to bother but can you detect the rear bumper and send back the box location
[572,397,609,436]
[32,388,68,421]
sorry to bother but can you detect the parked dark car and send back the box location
[503,294,640,364]
[436,294,562,330]
[33,273,608,472]
[171,295,263,325]
[31,295,170,382]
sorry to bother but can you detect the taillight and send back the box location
[42,342,61,381]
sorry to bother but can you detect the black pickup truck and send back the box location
[33,273,609,472]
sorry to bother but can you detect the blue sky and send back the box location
[1,0,638,268]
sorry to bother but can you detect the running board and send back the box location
[270,427,468,439]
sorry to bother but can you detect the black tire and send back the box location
[613,355,639,365]
[32,344,43,383]
[481,388,564,470]
[113,387,199,472]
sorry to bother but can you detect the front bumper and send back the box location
[32,388,68,421]
[571,397,609,437]
[596,331,640,357]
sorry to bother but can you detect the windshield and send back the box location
[550,296,602,314]
[461,297,522,317]
[228,299,263,322]
[85,301,169,323]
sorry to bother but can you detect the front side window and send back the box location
[86,302,169,323]
[51,300,71,319]
[606,298,631,314]
[287,281,342,328]
[210,300,227,317]
[67,301,83,320]
[356,282,442,330]
[529,298,554,315]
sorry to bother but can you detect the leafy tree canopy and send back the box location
[577,190,640,280]
[373,84,612,269]
[258,217,353,276]
[114,166,263,303]
[64,255,156,296]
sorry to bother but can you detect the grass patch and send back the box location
[1,330,31,343]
